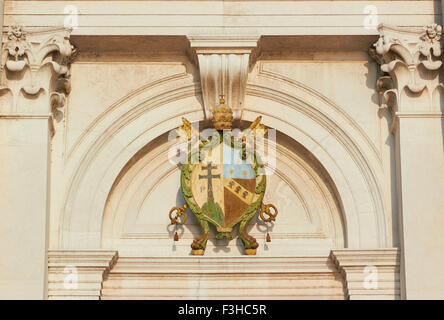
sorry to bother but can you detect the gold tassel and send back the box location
[266,232,271,242]
[174,231,179,241]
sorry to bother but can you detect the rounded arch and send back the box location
[101,128,346,255]
[59,72,389,250]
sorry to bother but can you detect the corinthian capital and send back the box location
[0,26,74,123]
[372,24,443,113]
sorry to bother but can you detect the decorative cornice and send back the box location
[47,250,118,300]
[188,36,260,51]
[330,249,400,300]
[110,256,337,274]
[0,26,74,126]
[188,36,260,120]
[101,255,345,299]
[371,24,443,117]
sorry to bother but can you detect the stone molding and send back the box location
[47,250,118,300]
[371,24,443,125]
[46,250,401,299]
[390,111,444,134]
[60,70,388,250]
[101,256,346,299]
[330,248,400,300]
[0,26,74,128]
[110,256,338,274]
[188,35,260,120]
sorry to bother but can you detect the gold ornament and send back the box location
[169,204,188,225]
[212,96,234,130]
[260,203,278,222]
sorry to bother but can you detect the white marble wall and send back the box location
[0,0,443,299]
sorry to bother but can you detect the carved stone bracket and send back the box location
[188,36,260,120]
[371,24,443,117]
[0,26,75,127]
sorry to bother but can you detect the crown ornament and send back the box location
[212,95,234,130]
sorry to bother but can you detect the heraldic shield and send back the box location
[168,97,277,255]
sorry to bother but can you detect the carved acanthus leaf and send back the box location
[372,24,443,113]
[1,26,74,125]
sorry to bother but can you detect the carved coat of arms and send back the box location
[169,98,277,255]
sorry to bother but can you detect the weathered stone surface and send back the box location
[0,1,443,300]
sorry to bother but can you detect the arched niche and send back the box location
[101,125,345,256]
[59,71,390,250]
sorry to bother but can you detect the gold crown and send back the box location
[212,96,233,130]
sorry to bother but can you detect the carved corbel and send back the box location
[188,36,260,120]
[377,75,397,111]
[371,24,443,115]
[369,46,397,112]
[1,26,75,125]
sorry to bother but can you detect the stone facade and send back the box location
[0,1,443,299]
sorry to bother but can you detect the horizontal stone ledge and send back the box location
[3,25,384,36]
[4,1,438,16]
[0,113,53,119]
[108,256,339,274]
[395,112,444,119]
[48,250,119,269]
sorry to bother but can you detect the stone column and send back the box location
[0,27,73,299]
[373,24,444,299]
